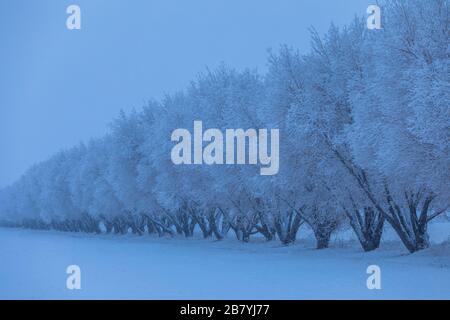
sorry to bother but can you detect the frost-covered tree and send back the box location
[345,0,450,252]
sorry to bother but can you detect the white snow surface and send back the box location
[0,223,449,300]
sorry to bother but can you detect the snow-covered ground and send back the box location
[0,223,449,300]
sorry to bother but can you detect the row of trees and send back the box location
[0,0,448,253]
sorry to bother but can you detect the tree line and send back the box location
[0,0,448,253]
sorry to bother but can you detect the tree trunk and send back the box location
[274,211,303,245]
[345,205,384,252]
[313,227,332,250]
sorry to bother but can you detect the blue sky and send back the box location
[0,0,371,188]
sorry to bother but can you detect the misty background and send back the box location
[0,0,371,188]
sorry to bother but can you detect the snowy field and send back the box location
[0,223,449,300]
